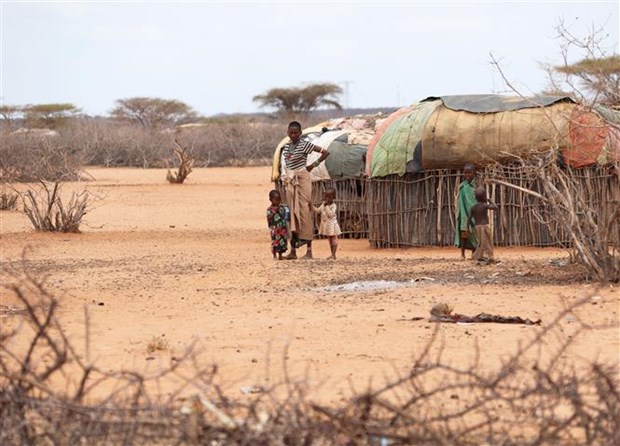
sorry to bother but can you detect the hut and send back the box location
[366,95,620,248]
[272,114,386,238]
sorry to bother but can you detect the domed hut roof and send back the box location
[271,114,387,182]
[367,95,620,178]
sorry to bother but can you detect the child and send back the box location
[312,188,342,260]
[454,163,478,260]
[266,189,289,260]
[469,187,498,264]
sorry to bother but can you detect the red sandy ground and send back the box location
[1,166,618,404]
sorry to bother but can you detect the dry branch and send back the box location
[1,264,618,444]
[21,181,92,233]
[166,139,194,184]
[0,188,18,210]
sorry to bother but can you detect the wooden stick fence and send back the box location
[367,166,618,248]
[277,177,368,239]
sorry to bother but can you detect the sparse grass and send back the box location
[0,190,18,210]
[146,335,169,354]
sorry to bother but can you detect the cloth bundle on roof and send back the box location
[367,95,620,178]
[305,131,367,180]
[272,114,386,182]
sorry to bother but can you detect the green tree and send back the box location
[253,83,343,116]
[553,55,620,105]
[0,105,24,129]
[110,97,199,128]
[24,103,80,128]
[542,19,620,106]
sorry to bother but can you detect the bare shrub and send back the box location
[61,117,283,169]
[487,158,619,283]
[0,129,84,182]
[1,116,285,174]
[176,120,284,167]
[166,139,194,184]
[146,335,170,354]
[21,181,92,233]
[542,18,620,106]
[61,118,174,168]
[490,30,620,283]
[1,264,617,445]
[0,188,18,210]
[314,302,619,445]
[0,265,193,444]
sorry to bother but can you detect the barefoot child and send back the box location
[266,190,289,260]
[454,163,478,259]
[469,187,498,264]
[312,188,342,260]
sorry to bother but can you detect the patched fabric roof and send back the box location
[367,95,619,178]
[272,114,386,182]
[421,95,575,113]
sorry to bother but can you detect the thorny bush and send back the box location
[0,264,618,445]
[0,118,284,179]
[20,181,93,233]
[487,158,620,283]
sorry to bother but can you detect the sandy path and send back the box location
[1,166,618,403]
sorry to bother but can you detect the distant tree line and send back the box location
[0,83,350,181]
[0,43,617,183]
[0,83,346,131]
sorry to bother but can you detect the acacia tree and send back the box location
[543,18,620,106]
[24,103,81,128]
[0,105,23,129]
[490,19,620,282]
[110,97,199,128]
[253,83,343,116]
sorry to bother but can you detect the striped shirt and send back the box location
[282,139,320,171]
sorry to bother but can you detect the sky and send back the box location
[1,0,618,117]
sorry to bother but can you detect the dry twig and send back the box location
[166,139,195,184]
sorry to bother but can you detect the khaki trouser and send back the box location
[283,168,313,242]
[472,224,494,260]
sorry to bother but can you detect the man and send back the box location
[281,121,329,259]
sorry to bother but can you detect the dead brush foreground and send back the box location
[0,166,618,444]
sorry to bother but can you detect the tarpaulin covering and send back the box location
[272,114,386,182]
[365,105,414,177]
[369,101,441,177]
[421,101,574,168]
[367,95,620,178]
[423,94,575,113]
[322,137,367,179]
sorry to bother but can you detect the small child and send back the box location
[312,188,342,260]
[266,189,289,260]
[455,163,478,260]
[469,187,498,264]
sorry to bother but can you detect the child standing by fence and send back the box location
[266,189,289,260]
[312,188,342,260]
[455,163,478,259]
[469,187,499,264]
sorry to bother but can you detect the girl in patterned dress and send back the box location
[266,190,289,260]
[312,188,342,260]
